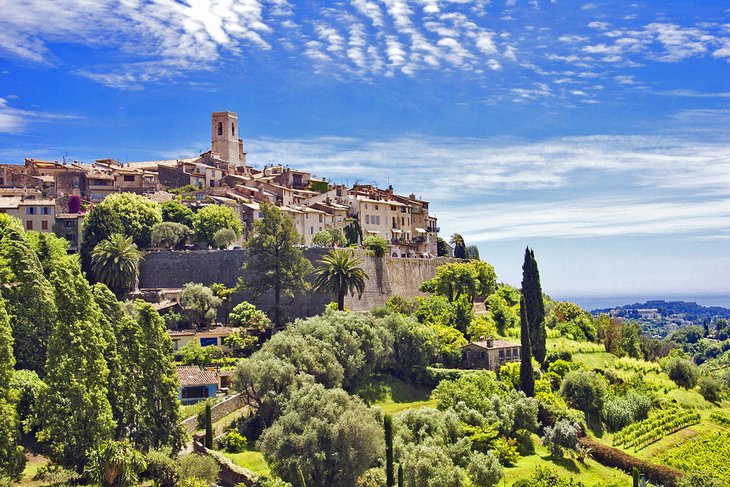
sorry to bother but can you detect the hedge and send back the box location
[578,436,683,487]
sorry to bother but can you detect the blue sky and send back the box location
[0,0,728,299]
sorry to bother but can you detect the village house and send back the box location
[461,337,521,372]
[169,326,234,354]
[177,365,220,405]
[0,197,56,232]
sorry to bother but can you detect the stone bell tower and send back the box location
[211,111,246,169]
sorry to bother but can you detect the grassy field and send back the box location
[502,438,631,486]
[222,444,270,477]
[357,373,437,414]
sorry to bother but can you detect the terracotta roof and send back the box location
[465,339,520,350]
[0,197,21,209]
[177,366,219,387]
[169,329,196,337]
[56,212,86,219]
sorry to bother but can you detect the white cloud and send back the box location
[351,0,385,27]
[245,132,730,241]
[0,0,727,99]
[0,98,80,133]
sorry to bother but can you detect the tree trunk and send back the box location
[338,291,345,311]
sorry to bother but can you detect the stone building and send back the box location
[461,337,521,371]
[0,197,56,232]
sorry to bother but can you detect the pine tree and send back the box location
[134,302,183,452]
[384,414,394,486]
[521,247,546,363]
[204,402,213,449]
[519,296,535,397]
[242,202,312,327]
[0,296,26,480]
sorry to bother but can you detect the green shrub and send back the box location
[362,236,388,257]
[491,437,521,466]
[699,376,723,403]
[223,431,248,453]
[676,470,729,487]
[547,359,576,379]
[467,451,502,487]
[664,357,699,389]
[514,429,535,456]
[602,390,651,432]
[541,419,580,458]
[177,454,220,485]
[560,370,607,415]
[145,449,180,487]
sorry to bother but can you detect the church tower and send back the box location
[211,111,246,169]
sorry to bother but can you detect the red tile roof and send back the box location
[177,366,219,387]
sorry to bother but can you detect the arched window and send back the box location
[232,123,236,136]
[217,122,223,136]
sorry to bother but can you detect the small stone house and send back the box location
[461,337,521,371]
[177,366,220,405]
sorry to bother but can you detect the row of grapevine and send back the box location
[613,356,661,373]
[710,411,730,428]
[663,431,730,481]
[613,408,700,451]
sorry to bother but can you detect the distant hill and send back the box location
[591,300,730,322]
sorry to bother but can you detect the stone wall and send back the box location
[139,249,454,318]
[192,440,256,487]
[179,393,246,434]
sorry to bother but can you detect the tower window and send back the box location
[218,122,223,136]
[232,123,235,136]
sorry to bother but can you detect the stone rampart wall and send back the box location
[139,249,454,317]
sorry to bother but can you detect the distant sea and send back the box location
[552,293,730,312]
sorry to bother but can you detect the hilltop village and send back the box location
[3,113,730,487]
[0,111,441,258]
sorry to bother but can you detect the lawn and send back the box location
[503,438,631,486]
[357,374,437,414]
[222,444,270,477]
[17,454,50,487]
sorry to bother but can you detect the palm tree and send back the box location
[450,233,466,259]
[91,233,143,297]
[313,249,369,311]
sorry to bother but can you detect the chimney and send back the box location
[486,336,494,348]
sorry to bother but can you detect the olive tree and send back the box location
[259,383,384,487]
[180,283,222,328]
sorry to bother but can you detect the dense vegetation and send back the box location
[0,214,182,483]
[3,198,730,486]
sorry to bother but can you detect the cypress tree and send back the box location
[204,402,213,449]
[92,284,144,442]
[135,302,184,452]
[519,296,535,397]
[521,247,546,363]
[0,296,26,480]
[0,215,57,374]
[384,414,394,486]
[38,316,115,471]
[397,463,403,487]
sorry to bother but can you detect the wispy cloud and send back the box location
[0,98,80,134]
[247,132,730,244]
[0,0,727,102]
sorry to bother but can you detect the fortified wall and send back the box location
[138,249,454,318]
